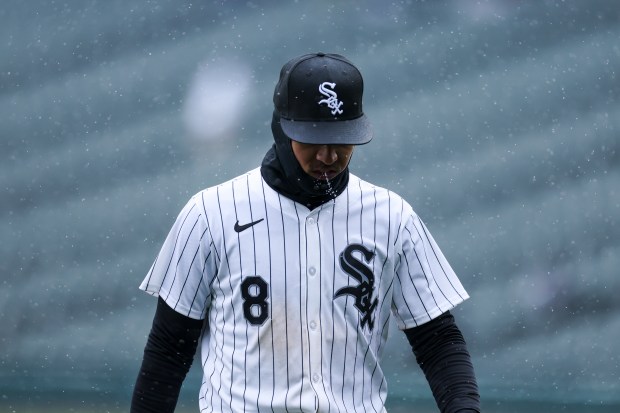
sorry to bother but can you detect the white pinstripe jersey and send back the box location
[140,167,469,413]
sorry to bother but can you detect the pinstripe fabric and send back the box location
[140,167,469,412]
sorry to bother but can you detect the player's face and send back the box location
[291,140,355,181]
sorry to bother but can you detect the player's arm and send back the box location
[131,297,204,413]
[404,311,480,413]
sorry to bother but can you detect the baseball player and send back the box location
[131,52,480,413]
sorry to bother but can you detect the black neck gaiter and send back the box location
[260,112,349,210]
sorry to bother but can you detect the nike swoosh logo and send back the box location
[234,218,264,233]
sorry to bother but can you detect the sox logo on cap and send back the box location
[318,81,344,115]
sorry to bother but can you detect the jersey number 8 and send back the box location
[241,276,269,325]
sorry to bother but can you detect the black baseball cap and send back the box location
[273,52,373,145]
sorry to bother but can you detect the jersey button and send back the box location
[308,266,316,276]
[307,217,315,225]
[309,321,317,330]
[312,373,321,383]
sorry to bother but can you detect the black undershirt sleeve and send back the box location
[131,297,204,413]
[404,311,481,413]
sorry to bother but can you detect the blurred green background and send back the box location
[1,0,619,412]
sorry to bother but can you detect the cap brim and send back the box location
[280,115,373,145]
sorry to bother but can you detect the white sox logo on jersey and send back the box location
[318,82,344,115]
[335,243,378,331]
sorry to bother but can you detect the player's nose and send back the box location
[316,145,338,165]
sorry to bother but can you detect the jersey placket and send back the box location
[304,209,325,405]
